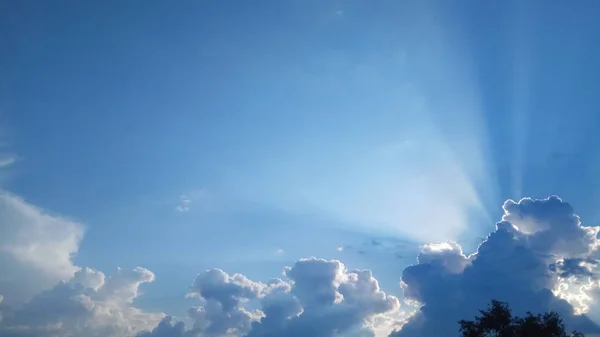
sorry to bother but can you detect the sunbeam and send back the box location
[222,1,498,244]
[3,1,600,336]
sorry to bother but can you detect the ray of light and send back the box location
[222,1,500,244]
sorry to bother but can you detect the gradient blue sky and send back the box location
[2,0,600,330]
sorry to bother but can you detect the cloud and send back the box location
[336,238,419,257]
[6,192,600,337]
[391,196,600,337]
[136,317,198,337]
[0,154,17,168]
[138,258,400,337]
[186,268,266,336]
[136,196,600,337]
[0,192,84,304]
[0,191,164,336]
[176,196,192,212]
[246,258,401,337]
[0,267,163,337]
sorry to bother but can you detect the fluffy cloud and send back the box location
[0,192,163,336]
[391,196,600,337]
[137,258,400,337]
[186,268,266,336]
[0,192,84,304]
[6,191,600,337]
[136,317,197,337]
[248,258,400,337]
[0,267,163,337]
[138,196,600,337]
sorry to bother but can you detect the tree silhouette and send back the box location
[458,300,585,337]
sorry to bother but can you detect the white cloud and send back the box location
[0,192,84,304]
[6,191,600,337]
[251,258,401,337]
[134,196,600,337]
[186,268,266,336]
[418,241,471,274]
[1,267,163,337]
[0,191,164,336]
[139,258,401,337]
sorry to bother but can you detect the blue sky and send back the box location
[1,1,600,336]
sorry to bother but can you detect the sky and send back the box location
[1,1,600,336]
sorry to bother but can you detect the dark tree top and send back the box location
[459,300,584,337]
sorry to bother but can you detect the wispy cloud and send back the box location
[0,153,17,168]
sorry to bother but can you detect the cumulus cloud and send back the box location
[392,196,600,337]
[417,242,471,274]
[186,268,266,336]
[0,192,84,304]
[0,266,163,337]
[0,191,163,336]
[137,258,400,337]
[136,196,600,337]
[136,317,198,337]
[248,258,400,337]
[7,191,600,337]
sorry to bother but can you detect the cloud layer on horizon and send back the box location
[3,194,600,337]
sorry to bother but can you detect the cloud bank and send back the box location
[3,194,600,337]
